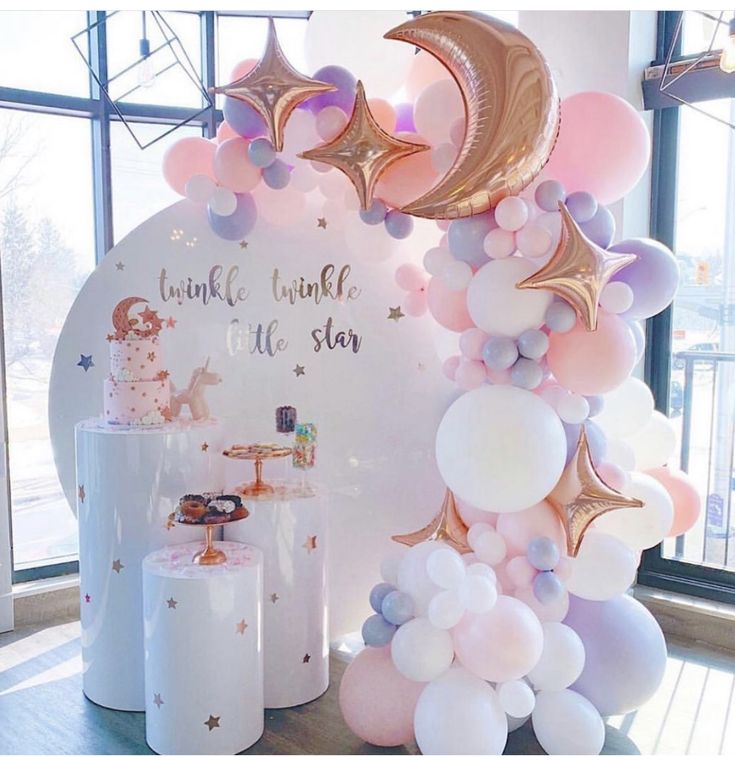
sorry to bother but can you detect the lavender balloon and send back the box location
[535,180,566,212]
[545,301,576,333]
[248,137,276,168]
[262,159,290,189]
[381,590,414,626]
[517,329,549,360]
[533,571,564,604]
[585,395,605,417]
[565,191,598,223]
[361,613,397,647]
[563,420,606,466]
[223,96,267,139]
[447,212,497,268]
[627,318,646,362]
[511,357,543,390]
[580,204,616,248]
[527,537,560,571]
[369,582,395,613]
[208,192,257,240]
[482,336,518,371]
[384,210,413,240]
[566,594,667,716]
[359,199,387,226]
[394,102,416,132]
[308,65,357,113]
[610,238,679,319]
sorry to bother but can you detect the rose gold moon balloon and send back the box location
[111,296,148,339]
[384,11,560,219]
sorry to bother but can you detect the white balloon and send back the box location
[595,377,654,439]
[426,547,466,590]
[184,173,216,203]
[532,690,605,756]
[528,622,586,692]
[556,393,590,424]
[397,541,445,615]
[600,280,634,314]
[466,561,497,583]
[472,530,507,566]
[290,162,319,193]
[281,108,320,164]
[390,617,454,682]
[207,186,237,216]
[625,410,678,470]
[461,575,498,614]
[515,223,553,259]
[595,471,674,551]
[380,553,402,585]
[497,680,536,718]
[424,246,453,276]
[495,196,529,231]
[466,257,553,338]
[483,228,516,259]
[414,667,508,755]
[436,385,567,512]
[566,532,637,601]
[432,143,458,174]
[428,589,466,630]
[604,437,636,471]
[441,260,473,291]
[507,713,530,733]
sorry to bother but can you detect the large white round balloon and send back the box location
[466,257,553,338]
[532,689,605,755]
[566,531,638,601]
[594,377,654,439]
[625,410,678,470]
[390,617,454,682]
[595,472,674,551]
[435,385,567,512]
[397,541,446,615]
[527,622,586,692]
[414,667,508,755]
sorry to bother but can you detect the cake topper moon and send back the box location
[384,11,560,219]
[111,296,154,339]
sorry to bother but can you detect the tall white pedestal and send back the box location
[75,418,223,711]
[224,484,328,708]
[143,541,264,755]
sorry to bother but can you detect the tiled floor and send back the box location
[0,618,734,754]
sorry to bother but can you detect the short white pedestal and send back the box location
[143,541,264,755]
[224,484,328,708]
[75,418,223,711]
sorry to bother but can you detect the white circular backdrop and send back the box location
[49,198,453,636]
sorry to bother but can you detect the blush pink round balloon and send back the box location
[216,120,239,143]
[597,461,628,492]
[339,646,425,747]
[395,263,427,292]
[542,92,651,205]
[214,138,261,193]
[229,58,257,81]
[456,359,487,391]
[403,290,428,317]
[644,466,701,538]
[459,328,488,361]
[457,497,498,528]
[406,50,452,99]
[162,137,217,196]
[546,311,636,395]
[442,355,461,381]
[427,276,473,332]
[368,98,397,133]
[496,500,566,558]
[376,133,437,208]
[452,596,544,682]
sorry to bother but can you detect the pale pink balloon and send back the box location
[453,595,544,682]
[456,497,498,528]
[254,184,305,227]
[437,220,451,233]
[339,646,425,747]
[644,466,702,538]
[414,79,463,146]
[459,328,488,360]
[547,311,637,395]
[395,263,428,292]
[496,500,566,558]
[456,359,487,391]
[406,50,452,99]
[596,461,628,492]
[162,137,217,196]
[485,366,512,385]
[368,98,397,133]
[506,556,537,588]
[403,290,428,317]
[442,355,461,381]
[316,105,348,141]
[376,133,437,208]
[554,556,574,582]
[542,92,651,205]
[216,120,239,143]
[229,58,257,81]
[515,585,570,623]
[214,138,261,193]
[426,276,473,332]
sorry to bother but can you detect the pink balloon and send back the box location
[403,290,428,317]
[427,276,473,332]
[316,105,348,141]
[339,646,424,747]
[542,92,651,205]
[496,500,566,558]
[368,98,397,133]
[406,51,452,99]
[459,328,488,360]
[644,466,702,538]
[453,595,544,682]
[485,366,512,385]
[547,311,637,395]
[230,58,257,82]
[254,184,305,227]
[456,497,498,528]
[376,133,437,208]
[442,355,461,381]
[505,555,537,588]
[514,584,570,623]
[554,556,574,582]
[162,137,216,196]
[596,461,628,492]
[395,263,427,292]
[414,79,463,146]
[214,138,261,193]
[216,120,239,143]
[456,359,487,391]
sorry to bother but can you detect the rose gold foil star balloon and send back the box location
[210,18,335,152]
[392,488,471,554]
[384,11,559,219]
[548,427,643,557]
[517,202,637,330]
[299,81,429,211]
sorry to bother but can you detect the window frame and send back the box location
[639,10,735,603]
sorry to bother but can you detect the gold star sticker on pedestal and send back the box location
[270,592,279,604]
[204,715,220,732]
[210,19,335,152]
[392,488,471,553]
[303,535,317,554]
[166,597,178,609]
[300,81,429,210]
[548,426,643,557]
[201,442,209,452]
[516,202,637,331]
[239,240,248,249]
[235,619,248,635]
[303,653,311,663]
[112,559,124,574]
[388,306,405,322]
[317,217,328,229]
[153,693,164,708]
[78,484,86,503]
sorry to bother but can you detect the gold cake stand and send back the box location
[166,509,250,565]
[223,443,293,498]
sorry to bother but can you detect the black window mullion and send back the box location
[201,11,217,139]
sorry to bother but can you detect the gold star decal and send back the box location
[78,484,86,503]
[517,202,637,331]
[303,653,311,664]
[300,81,428,210]
[236,619,248,635]
[210,19,335,151]
[548,426,644,556]
[317,217,328,229]
[165,514,175,531]
[201,442,209,452]
[204,715,220,732]
[239,240,249,249]
[84,593,91,603]
[166,317,177,329]
[293,364,305,377]
[388,306,405,322]
[112,559,124,574]
[115,261,125,271]
[166,597,178,609]
[303,535,317,554]
[153,693,164,708]
[270,593,280,604]
[392,488,471,553]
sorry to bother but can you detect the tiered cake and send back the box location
[104,296,171,426]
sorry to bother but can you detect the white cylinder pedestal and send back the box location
[224,484,328,708]
[143,541,264,755]
[75,418,224,711]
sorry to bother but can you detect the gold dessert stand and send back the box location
[223,443,293,498]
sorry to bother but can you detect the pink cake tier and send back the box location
[104,376,170,426]
[109,336,165,381]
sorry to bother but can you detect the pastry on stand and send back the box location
[222,443,293,497]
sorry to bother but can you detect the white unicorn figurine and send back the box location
[170,358,221,421]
